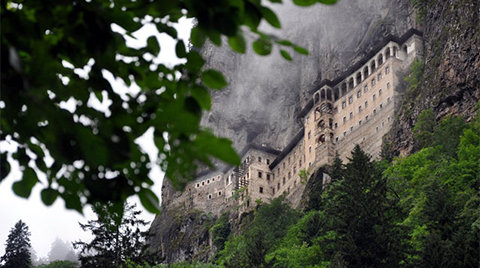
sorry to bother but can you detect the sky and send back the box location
[0,17,194,260]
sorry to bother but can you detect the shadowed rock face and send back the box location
[201,0,413,153]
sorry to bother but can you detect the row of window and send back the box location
[256,156,271,165]
[340,82,390,111]
[206,191,223,199]
[195,175,222,188]
[336,115,392,142]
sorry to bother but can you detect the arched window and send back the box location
[341,83,347,96]
[378,54,383,65]
[327,89,332,101]
[385,47,391,59]
[363,66,369,78]
[370,60,376,71]
[334,88,339,101]
[319,134,325,143]
[348,78,354,90]
[393,46,398,57]
[329,118,333,128]
[318,119,325,128]
[321,89,326,101]
[314,93,320,103]
[356,72,362,84]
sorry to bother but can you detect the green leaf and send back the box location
[175,40,187,58]
[228,34,247,53]
[208,31,222,46]
[244,3,262,31]
[95,91,103,102]
[201,70,228,90]
[276,39,292,46]
[190,27,207,48]
[280,50,293,61]
[292,0,317,6]
[185,51,206,72]
[147,36,160,56]
[190,86,212,110]
[318,0,338,4]
[1,153,10,182]
[195,132,241,165]
[138,188,160,214]
[253,38,272,56]
[12,167,38,198]
[260,7,281,28]
[294,45,309,55]
[41,188,58,206]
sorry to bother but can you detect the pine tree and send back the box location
[325,145,406,267]
[72,202,154,268]
[1,220,32,268]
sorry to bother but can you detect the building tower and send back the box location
[313,86,335,168]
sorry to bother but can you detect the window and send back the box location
[342,101,346,109]
[380,103,383,109]
[350,126,354,132]
[335,136,339,142]
[293,166,297,174]
[288,172,291,179]
[307,116,310,124]
[278,183,280,190]
[359,120,362,126]
[371,78,376,86]
[357,91,361,98]
[349,96,353,104]
[283,162,285,169]
[266,159,270,165]
[378,73,382,80]
[335,123,338,129]
[379,89,382,96]
[309,146,312,153]
[387,97,391,103]
[288,157,291,164]
[283,177,286,185]
[376,126,378,132]
[387,82,390,89]
[343,131,347,137]
[385,66,390,74]
[219,191,222,196]
[366,115,369,121]
[364,85,368,92]
[349,112,353,119]
[308,131,311,139]
[365,101,368,108]
[196,183,199,188]
[343,117,347,124]
[382,121,385,127]
[334,106,338,114]
[273,188,275,195]
[373,94,376,101]
[202,181,204,186]
[299,159,302,166]
[373,108,377,115]
[258,172,262,178]
[309,162,312,167]
[294,180,297,187]
[207,180,210,184]
[358,106,362,112]
[267,174,271,181]
[259,187,263,193]
[388,116,391,122]
[212,178,215,182]
[258,157,262,163]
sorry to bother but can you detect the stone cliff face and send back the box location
[390,0,480,155]
[201,0,413,152]
[149,0,480,263]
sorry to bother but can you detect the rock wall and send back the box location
[390,0,480,155]
[201,0,413,152]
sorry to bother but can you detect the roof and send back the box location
[269,128,305,169]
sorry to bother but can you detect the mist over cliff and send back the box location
[200,0,412,152]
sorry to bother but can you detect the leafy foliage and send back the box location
[72,203,154,268]
[210,212,231,252]
[36,260,79,268]
[0,220,32,268]
[1,0,338,215]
